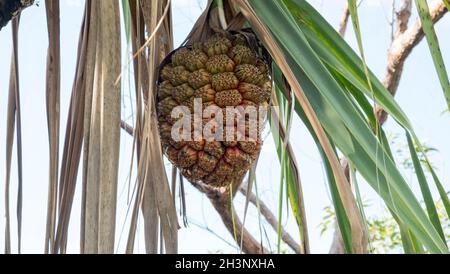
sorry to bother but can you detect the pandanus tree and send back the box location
[1,0,449,254]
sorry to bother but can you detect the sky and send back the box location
[0,0,449,254]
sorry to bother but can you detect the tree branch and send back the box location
[191,181,269,254]
[395,0,413,36]
[376,0,447,124]
[239,183,302,254]
[339,2,350,37]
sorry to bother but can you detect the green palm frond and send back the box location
[242,0,449,253]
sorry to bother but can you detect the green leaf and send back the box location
[290,3,447,203]
[347,0,376,103]
[271,67,307,253]
[248,0,449,253]
[397,220,425,254]
[287,0,413,131]
[273,65,354,253]
[427,165,450,220]
[290,90,353,253]
[414,0,450,110]
[406,132,446,242]
[121,0,131,44]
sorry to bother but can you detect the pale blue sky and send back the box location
[0,0,449,254]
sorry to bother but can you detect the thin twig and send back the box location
[121,120,135,136]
